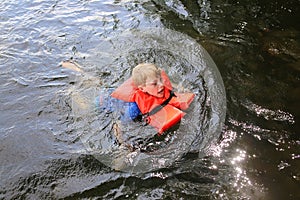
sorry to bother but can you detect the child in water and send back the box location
[109,63,195,141]
[111,63,172,121]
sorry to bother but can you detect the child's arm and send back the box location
[126,102,141,120]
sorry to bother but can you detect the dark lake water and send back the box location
[0,0,299,199]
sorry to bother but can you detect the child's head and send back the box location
[132,63,165,98]
[132,63,160,86]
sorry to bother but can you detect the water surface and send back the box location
[0,0,299,199]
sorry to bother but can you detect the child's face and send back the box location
[139,74,165,98]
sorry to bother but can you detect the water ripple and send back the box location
[242,101,295,124]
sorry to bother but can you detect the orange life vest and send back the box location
[111,70,195,134]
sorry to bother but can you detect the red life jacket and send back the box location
[111,70,195,134]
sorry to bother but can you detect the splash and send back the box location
[70,28,226,173]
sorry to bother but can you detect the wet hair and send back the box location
[132,63,161,86]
